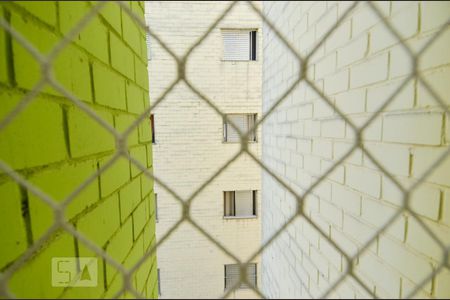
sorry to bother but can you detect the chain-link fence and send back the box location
[0,1,449,299]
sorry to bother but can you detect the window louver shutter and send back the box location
[226,115,246,142]
[225,264,257,290]
[222,30,250,61]
[235,190,253,216]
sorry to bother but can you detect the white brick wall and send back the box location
[262,1,450,298]
[146,1,262,298]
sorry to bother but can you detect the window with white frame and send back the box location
[224,190,256,217]
[224,263,257,290]
[223,114,257,143]
[222,29,257,61]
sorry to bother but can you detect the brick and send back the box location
[321,119,345,138]
[435,268,450,298]
[309,246,328,278]
[105,218,133,285]
[379,236,433,292]
[350,53,388,88]
[367,79,414,112]
[331,183,361,216]
[360,196,405,241]
[123,234,144,279]
[406,217,449,262]
[77,194,120,247]
[0,182,27,269]
[321,160,344,183]
[60,2,108,63]
[135,56,149,90]
[9,234,75,298]
[121,12,142,56]
[93,62,127,110]
[383,112,442,146]
[421,1,450,32]
[329,227,359,257]
[132,200,148,238]
[99,2,122,33]
[15,1,57,27]
[337,34,367,68]
[139,115,153,143]
[130,145,148,177]
[346,165,381,198]
[342,214,376,248]
[351,1,391,37]
[11,12,58,93]
[312,139,332,159]
[99,156,130,197]
[325,19,351,52]
[356,251,401,298]
[67,106,115,158]
[389,45,414,79]
[417,68,450,108]
[28,160,98,240]
[0,90,66,170]
[364,143,411,177]
[315,6,337,41]
[315,53,336,80]
[313,98,334,118]
[444,189,450,227]
[0,9,7,84]
[334,88,365,115]
[389,2,419,39]
[319,237,342,271]
[333,141,362,164]
[115,113,139,147]
[324,69,348,95]
[110,33,134,79]
[409,183,441,221]
[414,146,450,186]
[319,199,342,228]
[54,45,92,102]
[126,81,145,114]
[119,177,141,222]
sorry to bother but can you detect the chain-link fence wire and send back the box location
[0,1,449,298]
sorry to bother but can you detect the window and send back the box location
[222,29,257,61]
[150,114,155,144]
[224,190,257,217]
[157,268,161,296]
[146,32,152,60]
[224,263,257,290]
[223,114,257,143]
[155,193,158,222]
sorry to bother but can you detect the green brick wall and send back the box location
[0,1,157,298]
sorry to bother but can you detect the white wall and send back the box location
[146,1,262,298]
[261,1,450,299]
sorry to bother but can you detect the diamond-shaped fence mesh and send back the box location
[0,1,449,299]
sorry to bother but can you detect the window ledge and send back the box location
[221,60,259,62]
[222,141,258,144]
[223,216,258,220]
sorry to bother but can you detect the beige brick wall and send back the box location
[261,1,450,299]
[146,1,262,298]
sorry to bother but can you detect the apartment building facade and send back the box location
[145,1,262,298]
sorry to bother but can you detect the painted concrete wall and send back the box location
[261,1,450,298]
[0,1,157,298]
[146,1,262,298]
